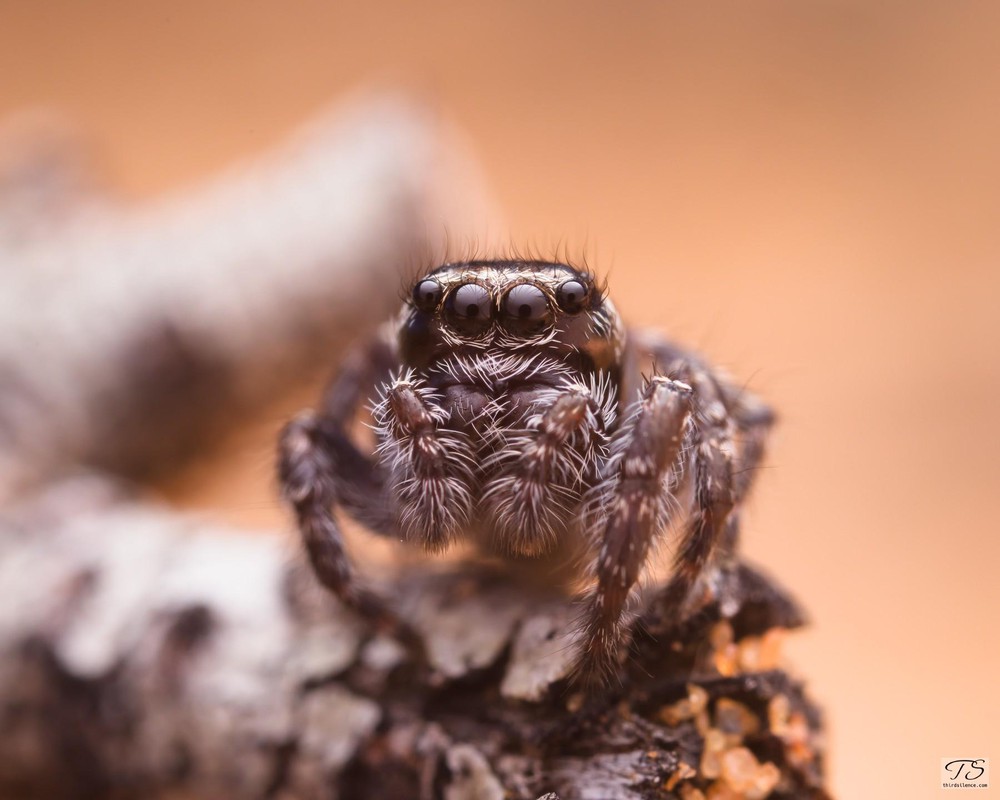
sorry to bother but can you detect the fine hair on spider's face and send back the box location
[398,260,624,372]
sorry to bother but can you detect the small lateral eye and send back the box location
[502,283,552,334]
[412,278,443,311]
[556,279,588,313]
[444,282,493,334]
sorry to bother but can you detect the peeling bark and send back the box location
[0,476,830,800]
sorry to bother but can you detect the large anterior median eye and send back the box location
[444,282,493,334]
[412,278,443,311]
[502,283,552,335]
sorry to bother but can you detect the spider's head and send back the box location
[397,260,624,371]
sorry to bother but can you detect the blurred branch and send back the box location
[0,95,492,494]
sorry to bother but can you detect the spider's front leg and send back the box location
[575,376,694,685]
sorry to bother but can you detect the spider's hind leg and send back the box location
[645,337,776,624]
[278,411,396,625]
[718,399,776,559]
[655,398,736,623]
[277,335,399,625]
[575,375,694,685]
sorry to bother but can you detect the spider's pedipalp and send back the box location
[372,374,476,551]
[480,380,611,556]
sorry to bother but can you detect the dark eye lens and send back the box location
[412,279,442,311]
[444,283,493,334]
[556,280,588,313]
[502,283,552,335]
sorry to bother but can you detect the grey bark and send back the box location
[0,477,829,800]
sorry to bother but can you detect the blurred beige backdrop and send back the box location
[3,2,999,797]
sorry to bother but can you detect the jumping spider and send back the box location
[278,259,773,683]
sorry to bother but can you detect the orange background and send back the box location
[3,2,999,797]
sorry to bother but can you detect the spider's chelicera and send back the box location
[278,259,774,683]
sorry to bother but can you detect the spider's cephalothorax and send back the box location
[278,259,774,684]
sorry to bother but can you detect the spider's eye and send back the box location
[501,283,552,335]
[556,279,588,313]
[412,278,443,312]
[444,283,493,334]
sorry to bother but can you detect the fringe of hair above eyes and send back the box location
[394,240,608,306]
